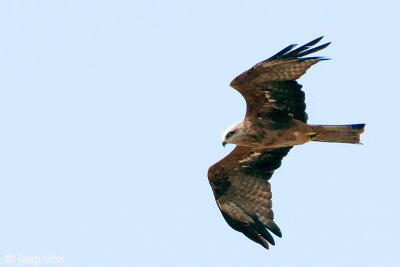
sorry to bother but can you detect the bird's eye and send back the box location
[225,130,236,139]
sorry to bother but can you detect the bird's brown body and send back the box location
[234,118,314,149]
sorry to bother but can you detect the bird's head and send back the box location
[221,121,244,147]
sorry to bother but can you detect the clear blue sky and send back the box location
[0,1,399,266]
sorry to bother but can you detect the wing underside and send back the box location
[208,146,292,249]
[230,37,330,125]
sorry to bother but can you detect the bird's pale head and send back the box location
[222,121,244,147]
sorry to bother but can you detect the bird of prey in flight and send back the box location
[207,37,365,250]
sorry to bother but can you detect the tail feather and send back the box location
[310,124,365,144]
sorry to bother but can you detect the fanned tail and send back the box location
[310,124,366,144]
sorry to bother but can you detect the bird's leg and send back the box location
[307,132,317,140]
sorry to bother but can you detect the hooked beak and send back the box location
[222,141,227,147]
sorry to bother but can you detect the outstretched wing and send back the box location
[208,146,292,249]
[230,36,330,125]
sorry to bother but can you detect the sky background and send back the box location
[0,0,399,266]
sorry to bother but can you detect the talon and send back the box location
[308,132,317,140]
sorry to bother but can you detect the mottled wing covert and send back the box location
[230,37,330,125]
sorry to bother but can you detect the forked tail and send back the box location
[310,124,366,144]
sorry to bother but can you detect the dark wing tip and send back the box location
[265,220,282,238]
[266,37,330,61]
[317,57,331,61]
[266,44,298,61]
[305,36,324,46]
[254,220,276,246]
[296,42,331,58]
